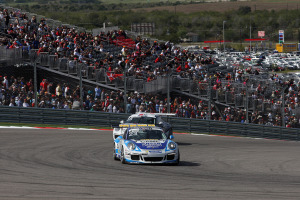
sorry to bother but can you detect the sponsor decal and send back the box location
[136,140,167,149]
[148,150,162,153]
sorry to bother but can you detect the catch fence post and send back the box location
[79,64,83,110]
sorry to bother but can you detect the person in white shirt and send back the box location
[9,100,15,107]
[23,99,30,107]
[63,101,70,110]
[107,103,113,112]
[113,105,118,113]
[0,12,4,21]
[121,46,126,56]
[3,76,9,89]
[135,103,140,113]
[95,85,101,99]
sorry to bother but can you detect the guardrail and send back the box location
[0,106,299,141]
[0,106,129,127]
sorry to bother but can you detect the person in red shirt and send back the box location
[176,65,182,72]
[40,79,48,91]
[155,55,162,63]
[190,110,196,118]
[26,78,33,89]
[184,62,189,70]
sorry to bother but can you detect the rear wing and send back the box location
[119,124,155,128]
[112,124,156,128]
[136,112,176,116]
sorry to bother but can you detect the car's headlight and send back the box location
[114,128,120,131]
[127,142,136,150]
[168,142,176,150]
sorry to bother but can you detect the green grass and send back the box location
[0,122,112,130]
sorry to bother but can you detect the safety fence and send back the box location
[0,106,299,141]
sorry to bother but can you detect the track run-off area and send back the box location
[0,127,300,200]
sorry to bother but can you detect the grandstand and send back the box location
[0,5,299,128]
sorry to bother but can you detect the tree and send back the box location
[238,6,251,15]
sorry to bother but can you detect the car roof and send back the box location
[120,124,155,128]
[129,112,175,118]
[129,113,157,118]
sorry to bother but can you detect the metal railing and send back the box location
[0,106,299,141]
[0,47,23,65]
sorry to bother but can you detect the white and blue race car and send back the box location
[113,125,180,165]
[113,112,174,139]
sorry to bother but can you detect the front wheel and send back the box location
[113,145,118,160]
[173,151,180,166]
[120,148,126,164]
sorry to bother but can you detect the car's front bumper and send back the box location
[123,150,178,164]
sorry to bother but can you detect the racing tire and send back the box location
[113,145,118,161]
[172,151,180,166]
[176,151,180,165]
[120,148,126,164]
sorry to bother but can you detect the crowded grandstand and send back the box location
[1,5,300,128]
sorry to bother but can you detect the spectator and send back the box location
[95,85,101,99]
[55,83,62,97]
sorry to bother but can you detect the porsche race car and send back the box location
[113,125,180,165]
[113,112,174,139]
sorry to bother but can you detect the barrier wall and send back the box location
[0,106,299,141]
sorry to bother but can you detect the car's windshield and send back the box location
[126,117,155,124]
[127,129,166,140]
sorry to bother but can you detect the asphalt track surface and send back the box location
[0,128,300,200]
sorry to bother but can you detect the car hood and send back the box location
[135,140,168,150]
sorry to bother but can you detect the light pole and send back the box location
[223,21,226,52]
[167,72,170,113]
[124,63,128,113]
[249,16,252,54]
[34,61,37,108]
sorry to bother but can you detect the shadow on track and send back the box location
[178,161,200,166]
[177,142,192,146]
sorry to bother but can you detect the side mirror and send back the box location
[120,120,124,124]
[170,135,174,140]
[157,122,163,127]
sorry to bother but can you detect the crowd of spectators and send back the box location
[1,7,300,128]
[0,7,215,82]
[1,73,300,128]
